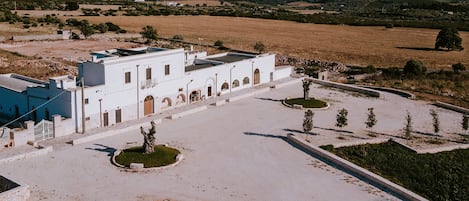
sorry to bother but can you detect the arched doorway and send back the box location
[176,94,186,105]
[144,96,154,116]
[190,90,201,103]
[243,77,250,85]
[221,82,229,91]
[161,97,172,109]
[253,69,260,85]
[232,79,240,88]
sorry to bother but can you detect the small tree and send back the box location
[303,110,314,139]
[140,25,158,43]
[140,121,157,154]
[302,79,312,100]
[65,2,80,11]
[435,27,464,51]
[452,63,466,73]
[214,40,224,47]
[365,107,377,132]
[336,108,348,129]
[463,114,469,135]
[79,20,95,39]
[93,23,108,33]
[404,111,413,139]
[403,59,426,77]
[430,109,440,134]
[254,41,265,54]
[172,34,184,40]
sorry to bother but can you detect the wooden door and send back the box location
[103,112,109,127]
[254,69,260,84]
[115,109,122,123]
[144,96,154,116]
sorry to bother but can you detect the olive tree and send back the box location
[254,41,265,54]
[140,25,158,43]
[404,111,413,139]
[302,79,312,100]
[365,107,377,132]
[336,108,348,129]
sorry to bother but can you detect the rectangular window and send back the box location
[146,68,152,80]
[165,64,170,75]
[125,72,131,84]
[84,98,89,104]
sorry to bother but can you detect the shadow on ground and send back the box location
[395,46,446,51]
[283,128,319,135]
[86,143,117,157]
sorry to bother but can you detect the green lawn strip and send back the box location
[323,142,469,201]
[115,146,180,168]
[285,98,327,108]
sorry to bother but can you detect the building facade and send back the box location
[0,46,291,136]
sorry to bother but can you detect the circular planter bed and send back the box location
[284,98,328,109]
[114,145,181,169]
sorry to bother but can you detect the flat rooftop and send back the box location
[0,74,46,92]
[185,63,217,72]
[91,47,168,59]
[207,54,254,63]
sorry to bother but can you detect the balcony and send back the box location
[140,78,158,89]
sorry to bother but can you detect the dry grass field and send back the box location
[69,16,468,69]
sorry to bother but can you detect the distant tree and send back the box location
[404,111,413,139]
[452,63,466,73]
[105,22,121,32]
[303,110,314,137]
[140,25,158,43]
[79,20,95,39]
[403,59,426,77]
[302,79,312,100]
[336,108,348,129]
[214,40,224,47]
[93,23,108,33]
[65,2,79,11]
[435,27,463,51]
[365,107,377,132]
[172,34,184,40]
[254,41,265,54]
[430,109,440,134]
[463,114,469,135]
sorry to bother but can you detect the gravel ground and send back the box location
[0,80,465,201]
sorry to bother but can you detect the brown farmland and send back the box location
[72,16,469,69]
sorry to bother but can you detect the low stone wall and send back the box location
[307,78,380,98]
[0,176,30,201]
[0,146,53,164]
[169,106,207,119]
[72,119,162,145]
[211,100,226,106]
[362,86,415,99]
[332,138,389,148]
[287,134,428,201]
[433,101,469,114]
[389,138,469,154]
[12,34,67,41]
[112,149,184,172]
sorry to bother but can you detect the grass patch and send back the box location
[285,98,327,108]
[326,141,469,201]
[115,145,180,168]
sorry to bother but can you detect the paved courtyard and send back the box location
[1,79,464,201]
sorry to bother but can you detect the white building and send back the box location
[0,46,291,139]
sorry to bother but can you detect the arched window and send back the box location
[232,79,240,88]
[161,97,172,108]
[243,77,250,85]
[221,82,229,91]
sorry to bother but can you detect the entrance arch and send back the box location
[161,97,172,109]
[176,94,186,105]
[253,69,260,85]
[221,82,229,91]
[144,96,154,116]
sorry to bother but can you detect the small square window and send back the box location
[85,117,91,121]
[84,98,89,104]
